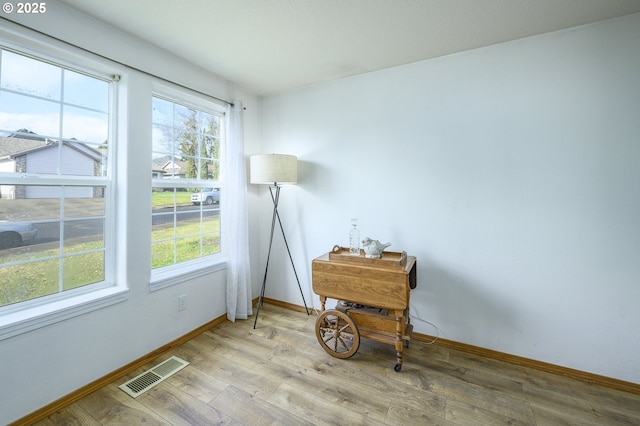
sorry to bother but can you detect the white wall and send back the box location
[0,2,261,424]
[259,14,640,384]
[2,6,638,423]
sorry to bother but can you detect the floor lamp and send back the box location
[250,154,309,329]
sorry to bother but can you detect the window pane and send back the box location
[36,219,61,248]
[0,47,111,309]
[173,104,192,130]
[0,50,61,100]
[175,135,197,159]
[0,193,59,256]
[78,146,108,177]
[0,91,60,137]
[0,259,59,306]
[201,113,219,135]
[151,95,222,271]
[0,183,108,307]
[0,49,110,176]
[152,187,174,209]
[176,236,201,263]
[203,214,221,256]
[60,142,104,176]
[64,192,104,218]
[64,70,108,111]
[0,190,60,219]
[203,239,220,256]
[0,139,106,177]
[63,252,104,290]
[155,156,184,180]
[151,212,174,239]
[203,158,220,181]
[204,135,220,160]
[151,240,174,269]
[177,156,196,179]
[0,219,40,251]
[63,105,109,144]
[176,211,199,238]
[63,218,104,253]
[152,97,173,126]
[152,124,173,154]
[150,186,221,269]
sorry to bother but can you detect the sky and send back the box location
[1,48,221,161]
[0,49,109,143]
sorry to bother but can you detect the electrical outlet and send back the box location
[178,294,187,311]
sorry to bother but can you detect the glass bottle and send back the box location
[349,218,360,256]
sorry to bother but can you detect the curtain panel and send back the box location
[221,101,252,321]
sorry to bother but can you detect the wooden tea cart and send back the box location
[311,245,417,371]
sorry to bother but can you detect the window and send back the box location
[0,48,113,309]
[151,95,222,274]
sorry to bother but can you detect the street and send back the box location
[1,204,220,252]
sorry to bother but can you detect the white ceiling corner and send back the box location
[57,0,640,96]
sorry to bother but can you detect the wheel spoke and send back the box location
[339,324,353,335]
[315,309,360,359]
[337,336,350,351]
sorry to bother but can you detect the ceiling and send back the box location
[59,0,640,96]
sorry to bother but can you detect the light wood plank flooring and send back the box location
[35,304,640,425]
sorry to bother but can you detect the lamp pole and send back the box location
[253,184,309,329]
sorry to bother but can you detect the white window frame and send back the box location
[150,83,226,292]
[0,23,128,340]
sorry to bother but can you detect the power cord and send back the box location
[409,303,440,345]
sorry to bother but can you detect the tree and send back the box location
[164,106,221,181]
[177,109,199,179]
[203,115,220,180]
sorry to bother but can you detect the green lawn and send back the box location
[0,242,105,306]
[1,217,220,307]
[151,217,220,268]
[152,191,192,208]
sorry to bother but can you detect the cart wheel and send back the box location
[394,363,402,372]
[315,309,360,359]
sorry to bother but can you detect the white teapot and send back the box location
[361,237,391,258]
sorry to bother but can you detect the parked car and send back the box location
[191,188,220,205]
[0,221,38,249]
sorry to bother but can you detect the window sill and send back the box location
[0,286,129,341]
[150,255,227,292]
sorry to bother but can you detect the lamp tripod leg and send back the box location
[253,186,280,329]
[275,208,309,315]
[253,185,309,328]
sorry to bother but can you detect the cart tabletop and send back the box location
[312,248,416,311]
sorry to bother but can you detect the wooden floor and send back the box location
[35,303,640,425]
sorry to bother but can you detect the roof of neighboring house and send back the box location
[161,160,184,172]
[3,129,43,140]
[151,156,217,177]
[0,131,103,162]
[0,137,49,158]
[151,156,187,175]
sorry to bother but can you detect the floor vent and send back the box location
[119,356,189,398]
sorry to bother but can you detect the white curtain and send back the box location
[222,101,252,321]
